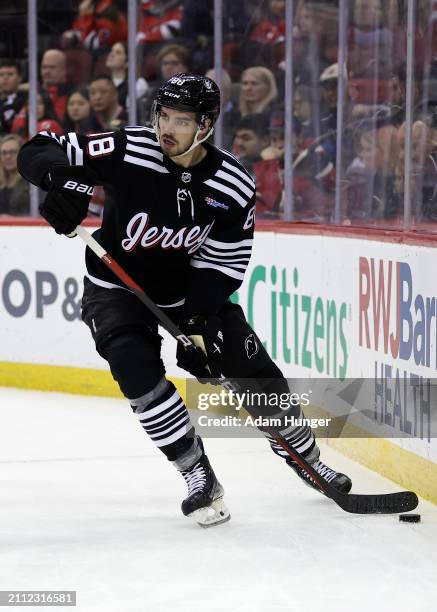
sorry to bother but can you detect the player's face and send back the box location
[158,107,199,156]
[0,67,21,94]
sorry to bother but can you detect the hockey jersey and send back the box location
[17,126,256,316]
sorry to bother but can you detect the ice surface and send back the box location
[0,388,436,612]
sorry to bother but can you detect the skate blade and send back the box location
[189,497,231,528]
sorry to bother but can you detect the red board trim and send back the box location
[1,217,436,248]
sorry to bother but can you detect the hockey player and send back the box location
[17,74,351,527]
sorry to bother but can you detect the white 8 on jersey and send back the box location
[87,137,115,157]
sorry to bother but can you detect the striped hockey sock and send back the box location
[265,407,319,463]
[130,379,197,462]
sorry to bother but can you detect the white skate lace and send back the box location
[182,462,207,496]
[311,460,338,483]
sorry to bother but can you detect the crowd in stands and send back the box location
[1,0,437,231]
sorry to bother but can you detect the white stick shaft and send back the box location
[74,225,107,258]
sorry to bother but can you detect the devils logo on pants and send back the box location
[244,333,259,359]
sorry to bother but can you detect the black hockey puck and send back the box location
[399,513,421,523]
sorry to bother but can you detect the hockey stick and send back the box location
[75,225,418,515]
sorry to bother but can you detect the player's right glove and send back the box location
[176,315,224,383]
[40,165,99,236]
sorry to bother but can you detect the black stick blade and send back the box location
[338,491,419,514]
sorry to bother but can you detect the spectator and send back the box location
[11,93,63,141]
[260,109,289,161]
[319,63,341,134]
[232,114,270,175]
[0,134,29,216]
[40,49,72,121]
[138,44,191,125]
[279,22,312,89]
[294,1,338,68]
[62,88,93,134]
[295,1,324,40]
[393,157,404,215]
[293,84,317,142]
[62,0,127,52]
[179,0,213,74]
[343,121,400,222]
[318,63,344,162]
[399,118,437,222]
[347,0,394,122]
[253,110,289,216]
[254,105,335,222]
[292,125,336,223]
[137,0,183,45]
[249,0,285,67]
[180,0,248,74]
[0,60,27,135]
[239,66,278,119]
[250,0,285,46]
[158,44,191,79]
[88,75,127,131]
[205,68,240,149]
[388,65,406,125]
[106,42,148,110]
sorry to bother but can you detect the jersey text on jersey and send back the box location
[121,212,213,254]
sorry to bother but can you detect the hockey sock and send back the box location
[241,371,319,463]
[265,405,319,463]
[130,378,200,463]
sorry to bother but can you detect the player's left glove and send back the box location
[176,315,224,382]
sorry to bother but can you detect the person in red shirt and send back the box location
[40,49,72,122]
[137,0,183,44]
[254,110,287,217]
[255,108,335,222]
[250,0,285,47]
[11,93,63,142]
[62,0,127,52]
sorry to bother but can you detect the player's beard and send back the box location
[161,134,194,158]
[161,134,181,156]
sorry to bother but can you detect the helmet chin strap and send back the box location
[171,123,215,160]
[153,107,215,160]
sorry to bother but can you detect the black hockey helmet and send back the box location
[154,73,221,127]
[153,73,221,157]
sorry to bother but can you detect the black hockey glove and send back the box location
[40,165,99,236]
[176,315,224,383]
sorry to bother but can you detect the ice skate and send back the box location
[287,446,352,495]
[180,444,230,528]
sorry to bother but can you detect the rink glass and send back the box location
[0,1,436,235]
